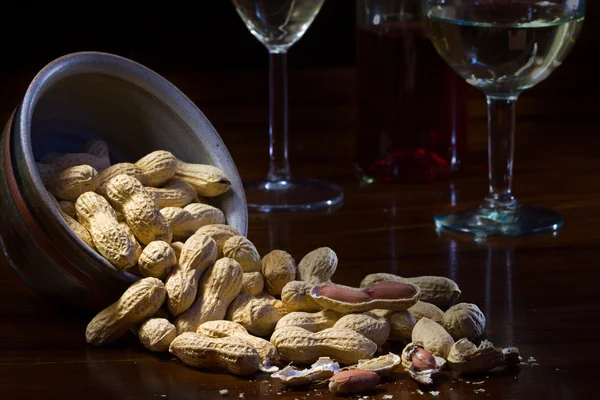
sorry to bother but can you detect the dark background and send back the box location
[0,1,356,74]
[0,1,595,77]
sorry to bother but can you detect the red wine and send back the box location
[356,22,469,183]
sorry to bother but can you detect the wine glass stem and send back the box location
[485,94,519,211]
[267,51,291,183]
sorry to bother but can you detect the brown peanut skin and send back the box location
[329,370,380,395]
[365,281,417,300]
[412,348,437,371]
[319,285,371,303]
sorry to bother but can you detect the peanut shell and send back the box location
[388,310,416,342]
[240,271,265,296]
[355,353,401,377]
[408,301,445,323]
[272,357,340,387]
[281,281,322,312]
[85,277,166,346]
[275,309,342,333]
[138,317,177,352]
[411,317,454,358]
[270,326,377,365]
[360,273,461,309]
[226,293,287,337]
[441,302,486,341]
[262,249,296,296]
[169,332,260,376]
[446,338,519,374]
[296,247,337,284]
[195,224,240,257]
[333,314,390,347]
[223,235,262,273]
[197,320,280,367]
[174,257,243,333]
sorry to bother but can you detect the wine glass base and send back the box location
[434,203,563,238]
[244,178,344,212]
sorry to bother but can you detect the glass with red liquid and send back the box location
[356,0,469,183]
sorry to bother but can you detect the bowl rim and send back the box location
[16,50,248,282]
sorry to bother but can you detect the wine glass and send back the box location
[421,0,585,237]
[232,0,344,212]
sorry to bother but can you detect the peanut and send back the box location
[40,151,110,172]
[119,221,143,265]
[329,370,380,395]
[50,194,95,249]
[138,318,177,352]
[164,233,218,316]
[138,240,177,279]
[197,320,280,366]
[241,271,265,296]
[411,347,437,371]
[296,247,338,284]
[174,257,243,333]
[134,150,177,187]
[106,174,172,245]
[44,164,99,201]
[411,317,454,358]
[262,249,296,296]
[388,311,416,343]
[408,301,444,323]
[226,293,287,337]
[270,326,377,365]
[169,332,260,376]
[59,200,77,219]
[222,235,262,273]
[441,302,486,341]
[400,342,446,385]
[364,280,417,300]
[145,179,198,209]
[83,139,110,158]
[360,273,461,309]
[195,224,240,257]
[85,277,166,345]
[319,285,371,303]
[96,163,147,196]
[160,203,226,242]
[280,280,322,312]
[333,314,390,347]
[170,241,184,261]
[275,309,342,333]
[174,160,232,197]
[312,282,420,313]
[75,191,137,269]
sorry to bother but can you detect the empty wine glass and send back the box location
[422,0,585,237]
[232,0,344,212]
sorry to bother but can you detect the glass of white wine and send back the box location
[422,0,585,237]
[232,0,344,212]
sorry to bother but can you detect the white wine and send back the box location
[424,4,584,93]
[233,0,325,53]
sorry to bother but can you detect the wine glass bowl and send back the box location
[233,0,344,212]
[234,0,325,53]
[421,0,585,237]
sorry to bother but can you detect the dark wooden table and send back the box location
[0,60,598,400]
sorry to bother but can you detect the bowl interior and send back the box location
[26,62,246,235]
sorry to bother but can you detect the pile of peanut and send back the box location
[40,140,521,396]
